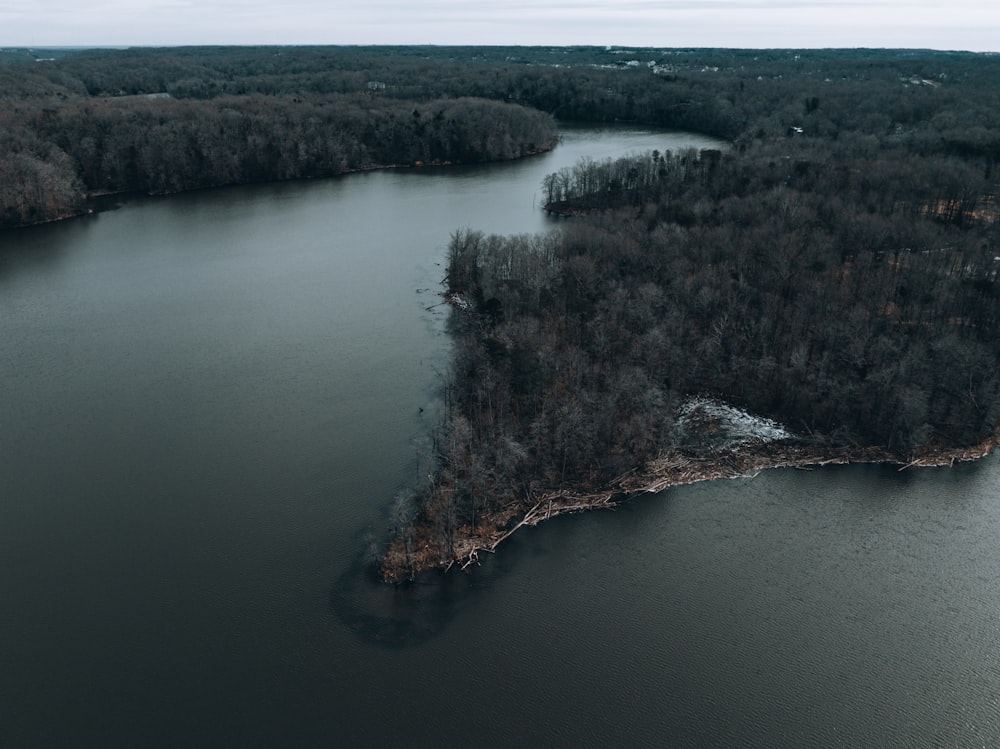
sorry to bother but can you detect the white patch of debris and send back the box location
[444,292,471,310]
[677,397,793,449]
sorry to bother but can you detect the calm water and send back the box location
[2,126,999,748]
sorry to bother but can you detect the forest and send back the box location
[373,47,1000,581]
[7,45,998,229]
[2,45,999,581]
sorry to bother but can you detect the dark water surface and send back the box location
[2,127,999,748]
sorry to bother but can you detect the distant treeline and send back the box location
[3,95,552,216]
[5,46,1000,229]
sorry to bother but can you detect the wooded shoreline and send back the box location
[6,137,562,231]
[378,434,998,583]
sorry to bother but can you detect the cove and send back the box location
[1,125,999,748]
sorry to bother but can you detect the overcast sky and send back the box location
[3,0,998,52]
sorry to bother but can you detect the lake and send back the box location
[1,125,998,748]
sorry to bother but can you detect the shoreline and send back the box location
[4,138,560,232]
[378,433,998,584]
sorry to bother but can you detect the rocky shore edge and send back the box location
[378,431,998,584]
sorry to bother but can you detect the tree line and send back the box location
[5,46,1000,229]
[0,92,554,228]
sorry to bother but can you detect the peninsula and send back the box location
[377,48,1000,582]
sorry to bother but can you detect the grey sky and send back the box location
[3,0,998,51]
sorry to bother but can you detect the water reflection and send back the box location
[0,220,81,281]
[331,550,495,647]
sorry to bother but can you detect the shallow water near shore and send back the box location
[2,124,1000,748]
